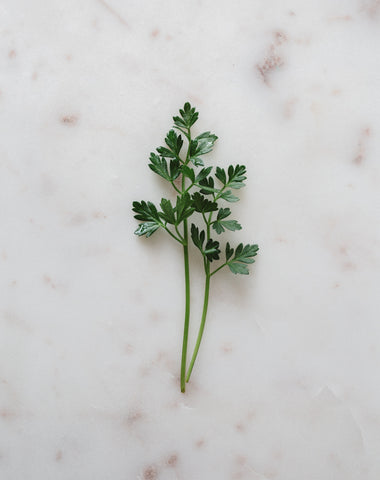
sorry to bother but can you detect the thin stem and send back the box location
[180,223,190,392]
[163,225,184,244]
[171,181,182,194]
[180,126,192,393]
[210,262,227,276]
[186,208,212,383]
[186,266,210,382]
[174,224,184,242]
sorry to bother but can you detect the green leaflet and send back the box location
[225,242,259,275]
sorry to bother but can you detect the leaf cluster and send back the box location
[133,102,259,276]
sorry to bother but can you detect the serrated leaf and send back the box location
[181,165,195,183]
[227,243,259,275]
[165,130,183,155]
[225,242,234,261]
[191,224,205,251]
[198,176,218,195]
[227,164,247,189]
[169,159,181,181]
[148,153,170,181]
[192,192,218,213]
[215,167,226,184]
[189,132,217,166]
[194,131,218,155]
[220,190,239,202]
[132,200,161,223]
[216,164,247,190]
[228,262,249,275]
[195,166,212,183]
[217,208,231,220]
[190,156,204,167]
[159,198,176,224]
[175,193,195,224]
[134,222,160,238]
[212,219,242,234]
[204,238,220,262]
[212,222,224,234]
[173,102,199,130]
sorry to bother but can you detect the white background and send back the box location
[1,1,380,478]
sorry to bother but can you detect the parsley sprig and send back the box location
[132,103,259,392]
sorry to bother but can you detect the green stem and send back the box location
[210,262,227,276]
[180,126,192,393]
[171,181,182,194]
[180,221,190,392]
[186,209,212,383]
[163,225,184,244]
[186,265,210,382]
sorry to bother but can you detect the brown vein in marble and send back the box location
[256,31,287,86]
[361,0,380,17]
[354,127,371,165]
[98,0,129,28]
[60,114,78,126]
[143,465,158,480]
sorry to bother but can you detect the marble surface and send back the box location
[1,1,380,478]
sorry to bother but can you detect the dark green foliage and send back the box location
[134,103,258,275]
[212,208,242,234]
[132,102,259,393]
[175,193,195,224]
[132,200,162,238]
[173,102,199,135]
[198,176,217,195]
[204,238,220,261]
[191,224,220,262]
[215,164,247,189]
[220,190,239,203]
[225,243,259,275]
[189,132,218,166]
[159,198,176,225]
[191,192,218,214]
[157,130,183,159]
[190,224,205,251]
[149,153,181,182]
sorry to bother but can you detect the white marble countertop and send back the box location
[1,1,380,479]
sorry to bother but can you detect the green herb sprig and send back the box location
[132,103,259,392]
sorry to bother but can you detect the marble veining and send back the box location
[1,0,380,479]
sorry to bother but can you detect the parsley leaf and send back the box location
[191,224,220,261]
[204,238,220,261]
[198,176,218,195]
[175,193,195,224]
[212,208,242,234]
[196,166,213,183]
[188,132,217,167]
[189,132,218,166]
[157,130,183,159]
[216,164,247,189]
[159,198,176,225]
[220,190,239,202]
[149,153,180,182]
[134,222,160,238]
[192,192,218,213]
[225,242,259,275]
[173,102,199,132]
[132,200,162,238]
[191,224,205,251]
[132,200,160,223]
[181,165,195,183]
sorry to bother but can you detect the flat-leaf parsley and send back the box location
[132,103,259,392]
